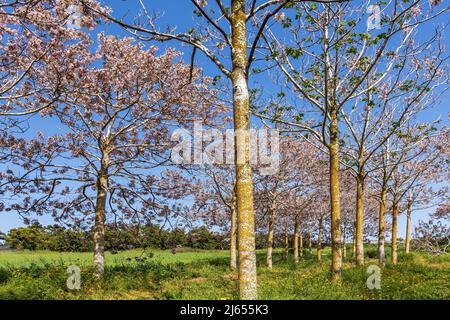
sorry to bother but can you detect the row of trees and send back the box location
[193,134,448,262]
[0,0,448,300]
[1,223,226,251]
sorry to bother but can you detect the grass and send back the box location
[0,246,448,300]
[0,248,230,268]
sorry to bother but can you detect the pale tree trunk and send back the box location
[378,185,387,266]
[266,204,275,270]
[230,204,237,271]
[317,217,323,262]
[355,173,365,265]
[329,106,342,279]
[231,0,257,300]
[342,222,347,259]
[352,223,356,258]
[405,203,412,254]
[391,200,399,265]
[93,159,109,278]
[308,228,312,254]
[294,219,299,263]
[284,218,289,260]
[299,224,303,258]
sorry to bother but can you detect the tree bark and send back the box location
[284,218,289,260]
[329,106,342,279]
[355,173,365,265]
[405,203,412,254]
[317,217,323,262]
[230,204,237,271]
[294,219,299,263]
[299,224,303,258]
[93,159,109,278]
[391,200,399,265]
[266,204,275,270]
[308,228,312,254]
[342,222,347,259]
[378,185,387,266]
[352,223,356,258]
[231,0,257,300]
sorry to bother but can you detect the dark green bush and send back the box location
[5,224,226,252]
[365,249,378,259]
[0,268,10,284]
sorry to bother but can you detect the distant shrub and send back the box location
[5,224,226,252]
[187,227,225,250]
[365,249,378,259]
[5,226,48,250]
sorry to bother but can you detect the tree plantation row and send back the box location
[0,0,449,300]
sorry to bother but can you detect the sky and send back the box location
[0,0,448,240]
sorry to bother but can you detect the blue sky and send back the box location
[0,0,448,240]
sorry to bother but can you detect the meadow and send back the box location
[0,246,448,300]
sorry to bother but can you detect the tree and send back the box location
[315,203,327,262]
[254,136,325,269]
[403,185,447,254]
[0,35,219,277]
[0,0,108,174]
[291,193,316,263]
[368,130,423,265]
[411,219,450,254]
[386,128,446,264]
[339,170,356,259]
[190,165,237,270]
[0,0,106,118]
[6,224,47,250]
[433,199,450,220]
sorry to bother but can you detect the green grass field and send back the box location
[0,246,449,300]
[0,248,230,267]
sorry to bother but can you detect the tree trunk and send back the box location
[405,203,412,254]
[299,224,303,258]
[231,0,257,300]
[308,228,312,254]
[230,204,237,271]
[294,219,299,263]
[317,217,323,262]
[284,218,289,260]
[391,200,399,265]
[378,185,387,266]
[352,223,356,258]
[93,163,108,278]
[266,205,275,270]
[355,173,365,265]
[329,107,342,279]
[342,222,347,259]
